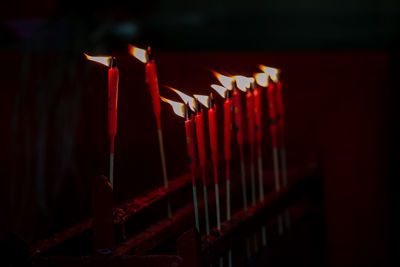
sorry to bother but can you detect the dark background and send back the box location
[1,0,398,265]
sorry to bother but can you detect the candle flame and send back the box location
[84,53,112,68]
[211,84,228,99]
[166,86,196,112]
[212,71,234,90]
[254,73,268,87]
[160,96,185,118]
[128,45,148,64]
[234,75,254,92]
[259,65,280,82]
[193,94,210,109]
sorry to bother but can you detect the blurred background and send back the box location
[1,0,399,265]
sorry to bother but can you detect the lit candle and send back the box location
[267,81,279,192]
[255,70,283,235]
[211,84,233,267]
[84,54,119,189]
[260,65,290,230]
[160,96,200,232]
[275,73,288,188]
[194,94,222,233]
[129,45,171,217]
[252,75,267,246]
[236,76,257,207]
[211,85,232,220]
[236,75,260,253]
[213,72,248,213]
[193,99,211,235]
[253,73,267,197]
[168,87,216,235]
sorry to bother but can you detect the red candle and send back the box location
[165,88,215,234]
[194,111,207,180]
[232,87,249,212]
[160,97,200,232]
[275,76,291,230]
[192,93,219,173]
[193,93,222,232]
[246,90,255,153]
[108,64,119,154]
[208,96,222,231]
[223,98,233,166]
[194,104,211,235]
[185,117,197,180]
[232,75,256,257]
[208,102,219,179]
[253,83,267,247]
[211,84,233,222]
[267,82,281,193]
[275,81,285,146]
[253,85,262,157]
[267,82,278,149]
[145,59,162,129]
[258,66,284,235]
[246,89,257,206]
[232,88,244,149]
[212,72,248,213]
[259,65,280,149]
[211,84,233,265]
[129,45,171,217]
[85,54,119,189]
[129,45,162,127]
[236,74,259,208]
[210,79,233,168]
[252,81,265,205]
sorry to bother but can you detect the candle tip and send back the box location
[208,93,214,108]
[184,102,193,120]
[111,57,117,68]
[193,98,201,113]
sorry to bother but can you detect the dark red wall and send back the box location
[1,50,392,264]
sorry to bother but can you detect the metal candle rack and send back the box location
[26,164,321,267]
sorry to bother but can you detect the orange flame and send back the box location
[128,45,148,64]
[160,96,185,118]
[212,71,234,90]
[165,86,196,112]
[84,53,112,67]
[211,84,228,98]
[234,75,254,92]
[259,65,279,82]
[193,94,210,109]
[254,73,268,87]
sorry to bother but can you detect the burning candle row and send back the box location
[160,68,286,235]
[84,47,289,239]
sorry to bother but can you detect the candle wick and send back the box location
[110,57,117,68]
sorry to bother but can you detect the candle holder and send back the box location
[27,165,321,266]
